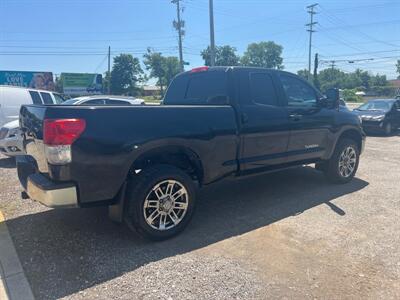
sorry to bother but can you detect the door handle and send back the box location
[241,113,249,124]
[289,113,303,121]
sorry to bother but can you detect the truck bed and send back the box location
[19,104,239,205]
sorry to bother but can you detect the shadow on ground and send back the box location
[6,167,368,299]
[365,128,400,138]
[0,156,16,169]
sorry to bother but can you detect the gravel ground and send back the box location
[0,133,399,299]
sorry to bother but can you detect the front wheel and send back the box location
[324,138,360,184]
[384,122,392,136]
[124,164,196,240]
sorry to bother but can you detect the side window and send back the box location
[29,91,43,104]
[40,92,54,104]
[280,74,317,107]
[394,101,400,110]
[82,99,105,105]
[184,72,227,104]
[105,99,130,105]
[249,73,278,106]
[53,93,65,104]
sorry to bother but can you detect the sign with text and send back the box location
[61,73,102,95]
[0,71,55,91]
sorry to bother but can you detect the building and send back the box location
[142,85,161,97]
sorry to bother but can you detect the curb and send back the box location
[0,211,35,300]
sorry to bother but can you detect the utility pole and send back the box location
[306,3,318,82]
[313,53,319,88]
[107,46,111,94]
[209,0,216,66]
[329,60,336,70]
[172,0,184,71]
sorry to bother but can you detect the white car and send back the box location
[0,85,65,126]
[0,120,23,156]
[61,95,145,106]
[0,85,65,156]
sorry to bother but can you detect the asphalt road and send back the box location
[0,133,399,299]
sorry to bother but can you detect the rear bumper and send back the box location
[16,155,78,208]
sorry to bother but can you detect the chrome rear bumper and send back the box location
[17,155,78,208]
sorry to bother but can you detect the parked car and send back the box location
[0,85,65,126]
[353,99,400,135]
[0,120,23,156]
[61,95,145,106]
[0,86,65,156]
[339,98,350,111]
[17,66,365,240]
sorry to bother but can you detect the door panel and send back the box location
[237,71,290,171]
[240,105,290,169]
[278,73,334,162]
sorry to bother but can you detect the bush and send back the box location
[342,89,363,102]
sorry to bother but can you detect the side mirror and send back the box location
[324,88,340,109]
[207,95,229,105]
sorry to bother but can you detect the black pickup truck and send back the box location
[17,66,365,240]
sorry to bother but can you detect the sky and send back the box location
[1,0,399,81]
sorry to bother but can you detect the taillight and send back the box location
[44,119,86,145]
[43,119,86,165]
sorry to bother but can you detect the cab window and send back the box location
[280,74,317,107]
[249,73,278,106]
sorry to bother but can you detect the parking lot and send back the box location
[0,134,399,299]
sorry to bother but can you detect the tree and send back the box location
[144,49,166,94]
[110,54,143,95]
[163,56,181,88]
[143,50,181,95]
[396,60,400,79]
[201,45,240,66]
[55,76,63,93]
[102,71,110,94]
[297,69,310,81]
[241,41,283,69]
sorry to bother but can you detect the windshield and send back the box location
[357,100,393,112]
[61,98,80,105]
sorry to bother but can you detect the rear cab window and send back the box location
[249,73,278,106]
[164,69,228,105]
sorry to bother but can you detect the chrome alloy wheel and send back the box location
[338,146,357,178]
[143,180,189,231]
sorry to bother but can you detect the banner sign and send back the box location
[0,71,55,91]
[61,73,102,95]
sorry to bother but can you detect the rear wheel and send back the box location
[324,138,360,184]
[124,164,196,240]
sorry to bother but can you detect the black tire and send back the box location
[384,122,392,136]
[124,164,196,241]
[324,138,360,184]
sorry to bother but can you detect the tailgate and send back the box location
[19,105,48,173]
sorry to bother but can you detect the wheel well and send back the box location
[338,129,362,151]
[130,146,204,184]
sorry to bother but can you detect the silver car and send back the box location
[61,95,145,106]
